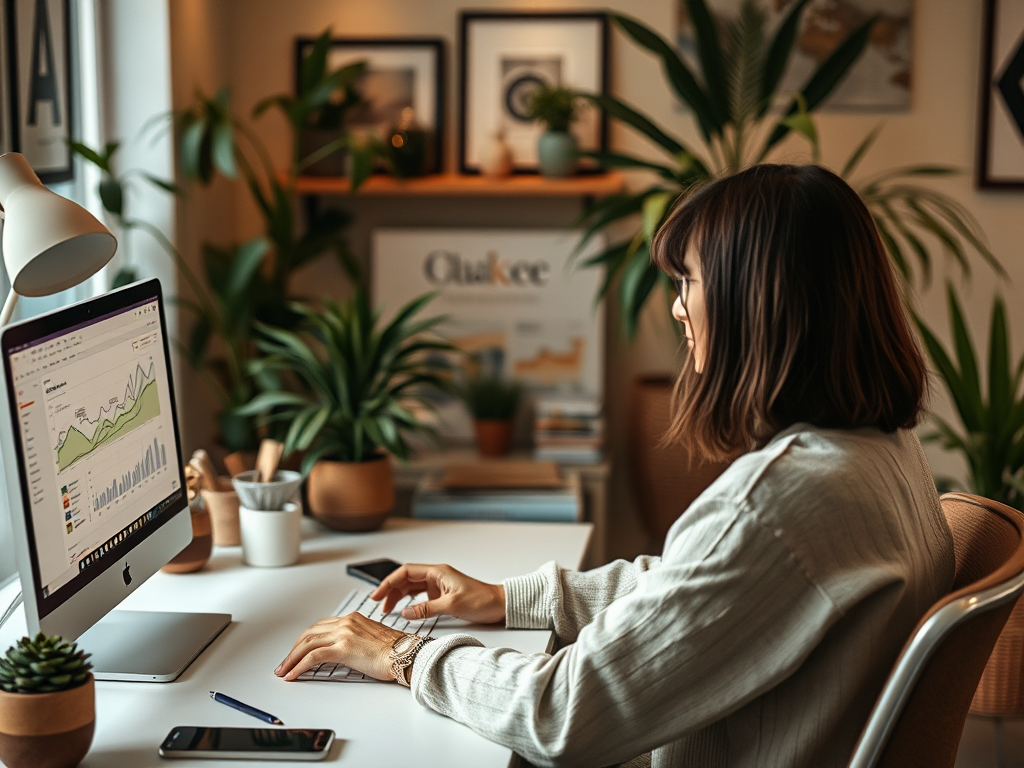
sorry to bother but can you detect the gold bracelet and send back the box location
[388,634,435,688]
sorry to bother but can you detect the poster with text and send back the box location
[372,229,605,439]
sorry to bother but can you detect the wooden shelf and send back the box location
[291,171,625,198]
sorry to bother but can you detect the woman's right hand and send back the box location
[370,564,506,624]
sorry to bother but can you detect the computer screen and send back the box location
[1,280,187,625]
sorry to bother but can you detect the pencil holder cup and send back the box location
[239,502,302,567]
[200,477,241,547]
[231,470,303,511]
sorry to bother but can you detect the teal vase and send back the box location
[537,131,578,178]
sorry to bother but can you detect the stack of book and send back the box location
[412,462,580,522]
[533,397,603,464]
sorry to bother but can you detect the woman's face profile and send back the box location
[672,243,706,373]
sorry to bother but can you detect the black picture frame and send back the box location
[459,11,609,175]
[294,37,445,175]
[977,0,1024,189]
[7,0,73,183]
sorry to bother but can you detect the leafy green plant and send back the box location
[0,634,92,693]
[578,2,1002,336]
[111,29,372,450]
[915,287,1024,509]
[528,87,578,133]
[461,376,524,420]
[237,289,455,472]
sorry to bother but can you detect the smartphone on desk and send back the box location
[347,558,402,586]
[159,726,334,761]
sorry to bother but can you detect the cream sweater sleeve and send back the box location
[409,497,838,768]
[502,555,661,642]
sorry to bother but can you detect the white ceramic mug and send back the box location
[239,501,301,567]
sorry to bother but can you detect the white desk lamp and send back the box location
[0,152,117,326]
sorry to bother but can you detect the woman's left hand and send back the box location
[275,612,408,682]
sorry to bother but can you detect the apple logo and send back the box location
[122,563,132,587]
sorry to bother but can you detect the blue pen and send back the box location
[209,691,284,725]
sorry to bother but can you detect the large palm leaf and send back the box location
[580,3,1003,336]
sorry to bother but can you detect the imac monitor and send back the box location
[0,279,229,681]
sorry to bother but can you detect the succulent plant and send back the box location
[0,633,92,693]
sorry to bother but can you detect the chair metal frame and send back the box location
[848,495,1024,768]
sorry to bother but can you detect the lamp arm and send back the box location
[0,290,17,327]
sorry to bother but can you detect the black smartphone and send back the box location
[159,726,334,761]
[346,558,402,586]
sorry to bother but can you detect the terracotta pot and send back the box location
[628,375,733,547]
[200,477,241,546]
[474,419,515,457]
[0,675,94,768]
[162,502,213,573]
[308,456,394,532]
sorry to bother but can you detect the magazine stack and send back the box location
[533,397,603,464]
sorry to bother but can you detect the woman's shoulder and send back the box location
[688,423,938,542]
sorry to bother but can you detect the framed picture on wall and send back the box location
[978,0,1024,188]
[0,1,13,156]
[295,37,445,174]
[459,12,608,174]
[8,0,73,183]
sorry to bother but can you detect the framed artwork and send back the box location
[460,12,608,174]
[978,0,1024,188]
[295,37,445,174]
[8,0,73,183]
[677,1,912,112]
[0,0,11,156]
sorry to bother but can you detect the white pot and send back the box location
[239,502,301,567]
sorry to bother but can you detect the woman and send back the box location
[276,165,954,768]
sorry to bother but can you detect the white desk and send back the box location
[0,517,591,767]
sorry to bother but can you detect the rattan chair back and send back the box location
[849,492,1024,768]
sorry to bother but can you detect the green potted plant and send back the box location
[0,634,94,768]
[527,86,579,178]
[461,376,524,457]
[571,2,1004,544]
[915,286,1024,716]
[70,30,376,451]
[915,287,1024,508]
[288,34,366,177]
[238,289,455,531]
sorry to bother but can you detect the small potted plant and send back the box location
[461,376,523,457]
[527,86,579,178]
[239,289,454,531]
[284,30,368,176]
[0,634,94,768]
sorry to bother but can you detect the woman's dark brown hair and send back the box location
[652,164,927,461]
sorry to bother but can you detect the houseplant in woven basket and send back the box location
[0,634,94,768]
[916,287,1024,714]
[461,375,523,457]
[238,289,455,531]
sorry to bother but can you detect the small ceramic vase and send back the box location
[537,131,578,178]
[480,131,514,178]
[200,477,241,546]
[161,500,212,573]
[387,107,430,177]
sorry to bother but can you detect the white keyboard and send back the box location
[295,587,438,683]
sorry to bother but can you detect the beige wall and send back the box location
[167,0,1024,560]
